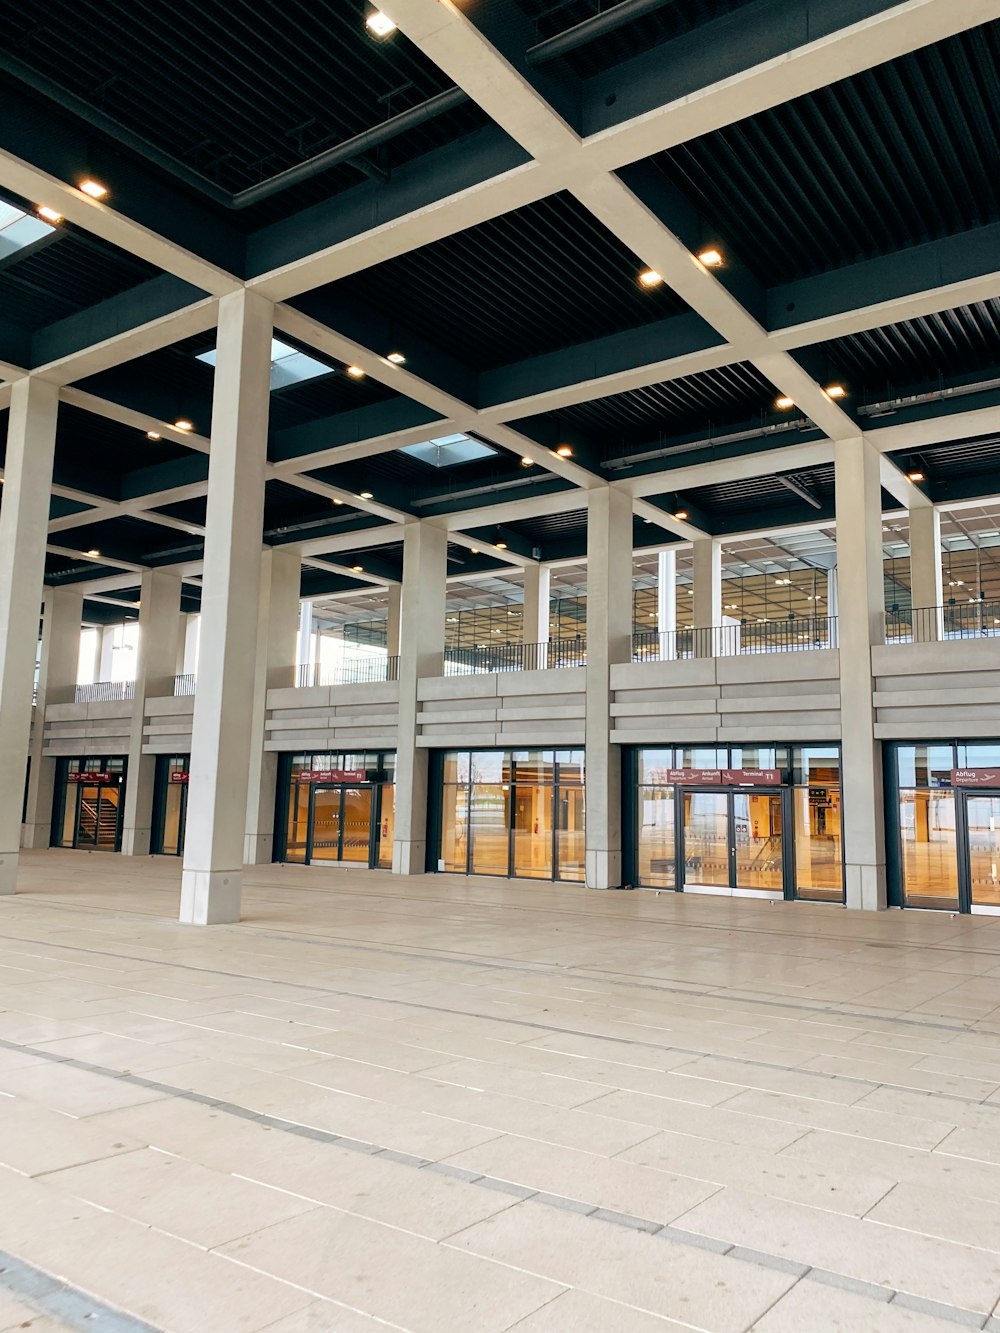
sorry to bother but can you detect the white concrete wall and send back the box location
[142,695,195,754]
[43,700,133,756]
[265,681,400,752]
[416,667,586,749]
[873,640,1000,738]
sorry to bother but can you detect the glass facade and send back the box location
[153,756,189,856]
[277,752,394,869]
[54,757,127,852]
[437,750,585,881]
[632,745,843,902]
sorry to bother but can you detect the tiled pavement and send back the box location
[6,855,1000,1328]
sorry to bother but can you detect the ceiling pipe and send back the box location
[777,476,823,510]
[526,0,676,64]
[0,52,469,205]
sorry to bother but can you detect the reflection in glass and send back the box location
[311,788,342,861]
[637,788,675,887]
[680,748,727,770]
[897,745,953,789]
[441,784,469,872]
[470,784,509,875]
[512,778,552,879]
[792,787,843,900]
[557,784,585,881]
[161,783,184,856]
[341,787,373,862]
[900,790,958,907]
[733,791,783,892]
[793,746,841,786]
[639,749,674,783]
[968,795,1000,907]
[959,745,1000,770]
[683,792,729,887]
[285,775,309,863]
[377,786,395,869]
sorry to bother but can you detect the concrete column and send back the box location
[692,538,722,657]
[297,600,313,682]
[121,570,182,856]
[520,563,550,651]
[22,586,83,849]
[393,522,447,875]
[826,566,839,647]
[584,488,633,889]
[175,613,189,677]
[385,584,402,658]
[180,289,273,924]
[245,546,300,864]
[99,624,116,680]
[0,379,59,893]
[909,505,943,641]
[657,548,677,659]
[835,436,886,910]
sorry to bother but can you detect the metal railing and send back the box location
[297,656,401,688]
[632,617,838,661]
[443,638,586,675]
[885,601,1000,644]
[173,673,197,695]
[74,680,135,703]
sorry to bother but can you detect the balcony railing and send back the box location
[443,638,586,675]
[632,616,839,661]
[173,673,197,695]
[74,680,135,703]
[297,656,401,688]
[885,601,1000,644]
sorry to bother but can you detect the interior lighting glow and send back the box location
[825,384,846,398]
[555,445,573,457]
[638,269,663,288]
[174,419,193,431]
[146,431,160,440]
[332,498,344,505]
[495,540,508,550]
[697,248,723,266]
[674,508,689,520]
[520,456,533,467]
[366,9,397,36]
[346,365,366,378]
[352,565,364,572]
[359,490,373,500]
[37,205,62,223]
[86,549,100,557]
[387,351,406,364]
[907,469,925,481]
[80,179,108,199]
[775,396,795,410]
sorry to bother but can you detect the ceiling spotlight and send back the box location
[37,205,62,223]
[555,445,573,458]
[352,564,364,572]
[346,365,366,378]
[638,269,663,288]
[174,419,193,431]
[359,490,374,500]
[366,9,397,36]
[333,498,344,505]
[387,351,406,365]
[775,396,795,410]
[520,456,534,467]
[495,540,508,550]
[469,547,479,555]
[674,508,689,521]
[697,248,723,267]
[907,469,925,482]
[825,384,846,399]
[79,179,108,199]
[146,430,160,440]
[86,549,100,558]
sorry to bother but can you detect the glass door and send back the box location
[310,787,343,861]
[75,785,121,849]
[965,793,1000,912]
[681,789,786,897]
[340,786,373,863]
[682,792,730,891]
[734,792,784,894]
[160,781,187,856]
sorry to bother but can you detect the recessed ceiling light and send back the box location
[366,9,397,36]
[352,564,364,572]
[826,384,846,398]
[775,396,795,410]
[674,508,689,520]
[346,365,366,379]
[359,491,374,500]
[86,549,100,557]
[174,419,193,431]
[332,497,344,505]
[37,205,62,223]
[555,445,573,458]
[80,179,108,199]
[520,456,533,467]
[638,269,663,288]
[469,547,479,555]
[387,351,406,364]
[907,469,925,482]
[495,541,508,550]
[146,430,160,440]
[698,248,723,266]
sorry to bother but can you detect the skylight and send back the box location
[0,200,54,261]
[196,337,332,390]
[401,434,498,468]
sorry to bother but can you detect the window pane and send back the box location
[731,746,787,772]
[637,788,675,887]
[377,785,395,869]
[958,744,1000,770]
[512,782,552,879]
[442,752,469,785]
[469,784,509,874]
[512,751,554,785]
[900,790,958,908]
[639,749,674,783]
[793,787,842,901]
[897,745,954,789]
[285,776,308,863]
[471,752,504,784]
[793,747,840,786]
[680,748,727,770]
[556,785,585,881]
[440,784,469,872]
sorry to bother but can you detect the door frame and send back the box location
[72,781,124,851]
[958,787,1000,915]
[678,785,791,900]
[305,782,380,868]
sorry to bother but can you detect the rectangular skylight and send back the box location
[0,200,54,261]
[401,434,498,467]
[196,337,333,390]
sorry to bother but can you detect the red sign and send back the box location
[169,771,190,784]
[297,769,366,784]
[952,769,1000,788]
[66,771,113,784]
[665,768,782,787]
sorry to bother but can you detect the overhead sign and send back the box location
[666,768,781,787]
[66,771,114,784]
[169,771,190,784]
[297,769,367,784]
[952,769,1000,788]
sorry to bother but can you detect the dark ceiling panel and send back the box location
[332,191,688,370]
[0,228,159,330]
[647,21,1000,285]
[685,464,835,516]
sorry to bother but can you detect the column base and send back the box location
[243,833,273,866]
[393,839,426,876]
[586,849,623,890]
[179,868,242,924]
[0,853,19,895]
[121,827,151,857]
[20,821,51,850]
[845,862,887,911]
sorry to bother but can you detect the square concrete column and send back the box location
[657,548,677,658]
[835,436,887,910]
[393,522,447,875]
[520,559,552,653]
[909,504,943,641]
[691,538,722,657]
[584,488,633,889]
[180,289,273,924]
[386,584,402,658]
[826,567,839,647]
[245,546,300,864]
[23,585,83,849]
[175,613,190,676]
[0,379,59,893]
[98,624,117,680]
[122,570,182,855]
